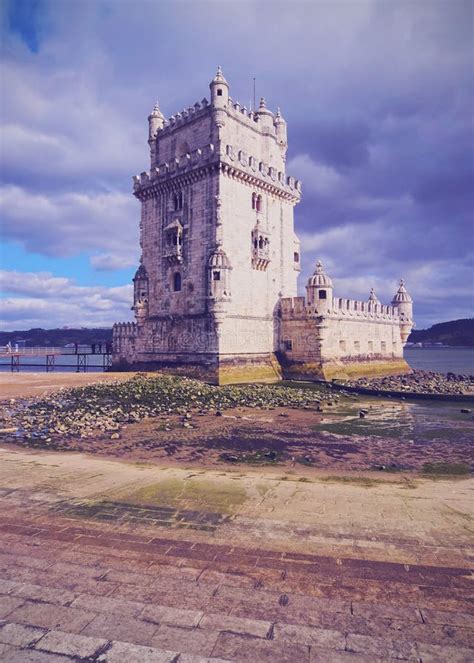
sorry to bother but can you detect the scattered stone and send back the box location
[343,369,474,397]
[1,374,335,449]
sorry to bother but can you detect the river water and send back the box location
[0,346,473,375]
[404,346,474,375]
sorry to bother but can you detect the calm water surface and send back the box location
[1,346,473,375]
[404,346,474,375]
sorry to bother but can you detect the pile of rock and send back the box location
[1,374,332,447]
[344,370,474,396]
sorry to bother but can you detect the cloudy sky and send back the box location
[1,0,472,330]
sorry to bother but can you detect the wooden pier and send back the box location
[0,345,112,372]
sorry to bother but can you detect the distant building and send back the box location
[113,68,413,383]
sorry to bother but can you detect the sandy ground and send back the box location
[0,371,141,399]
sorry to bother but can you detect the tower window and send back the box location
[213,271,221,281]
[251,192,257,210]
[173,272,182,292]
[217,89,223,96]
[173,191,183,211]
[319,290,327,300]
[294,252,299,263]
[256,195,262,212]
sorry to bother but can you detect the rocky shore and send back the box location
[0,374,335,446]
[342,369,474,396]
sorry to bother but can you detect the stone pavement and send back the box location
[0,447,472,662]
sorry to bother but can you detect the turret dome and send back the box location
[148,101,164,120]
[133,263,148,280]
[391,279,412,304]
[209,247,231,270]
[307,261,333,288]
[274,107,286,124]
[368,288,380,303]
[210,66,229,88]
[256,97,273,117]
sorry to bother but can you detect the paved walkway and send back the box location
[0,447,472,662]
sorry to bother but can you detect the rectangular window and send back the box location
[213,271,220,281]
[354,340,360,352]
[339,340,346,352]
[283,340,293,351]
[368,341,373,352]
[381,341,386,353]
[319,290,327,300]
[294,252,299,263]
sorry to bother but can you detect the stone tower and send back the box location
[113,68,302,383]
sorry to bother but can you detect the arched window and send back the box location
[173,272,181,292]
[256,195,262,212]
[251,192,257,210]
[173,191,183,211]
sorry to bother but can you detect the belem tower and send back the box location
[113,68,414,383]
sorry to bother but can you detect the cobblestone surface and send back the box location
[0,447,472,662]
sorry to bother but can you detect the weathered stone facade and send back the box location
[113,68,414,382]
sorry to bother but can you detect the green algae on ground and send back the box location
[318,475,417,489]
[219,449,282,465]
[422,462,471,476]
[118,476,248,513]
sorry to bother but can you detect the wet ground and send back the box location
[3,385,472,476]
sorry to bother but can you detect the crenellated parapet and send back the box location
[221,144,301,201]
[113,322,137,338]
[133,141,301,203]
[281,296,401,323]
[147,93,283,143]
[132,144,219,200]
[149,97,211,140]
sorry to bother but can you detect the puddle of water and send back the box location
[315,398,474,442]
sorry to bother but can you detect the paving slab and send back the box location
[0,444,471,662]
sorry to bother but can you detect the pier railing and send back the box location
[0,346,112,372]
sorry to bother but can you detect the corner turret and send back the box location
[256,97,274,133]
[132,262,149,326]
[274,107,287,157]
[148,102,165,141]
[392,279,414,344]
[306,260,333,312]
[209,66,229,108]
[368,288,379,303]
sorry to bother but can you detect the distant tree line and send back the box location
[0,328,113,347]
[408,319,474,347]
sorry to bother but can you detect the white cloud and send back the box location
[287,154,344,195]
[90,253,136,271]
[0,270,133,330]
[0,185,139,262]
